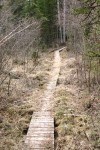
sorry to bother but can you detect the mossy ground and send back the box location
[54,50,100,150]
[0,51,54,150]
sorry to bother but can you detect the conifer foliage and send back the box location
[9,0,57,46]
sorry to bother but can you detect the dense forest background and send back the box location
[0,0,100,150]
[0,0,100,96]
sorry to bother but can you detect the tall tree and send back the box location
[63,0,66,43]
[9,0,57,47]
[57,0,63,43]
[57,0,66,44]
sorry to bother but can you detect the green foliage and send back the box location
[84,23,93,36]
[22,0,44,18]
[34,0,57,46]
[85,42,100,59]
[0,5,3,9]
[74,7,89,15]
[31,50,39,60]
[74,0,100,36]
[87,50,100,58]
[9,0,25,18]
[9,0,57,46]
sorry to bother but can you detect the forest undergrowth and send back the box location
[0,48,100,150]
[54,49,100,150]
[0,51,54,150]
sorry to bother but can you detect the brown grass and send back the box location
[0,51,54,150]
[54,50,100,150]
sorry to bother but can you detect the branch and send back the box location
[0,23,40,47]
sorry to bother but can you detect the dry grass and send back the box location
[0,51,53,150]
[54,50,100,150]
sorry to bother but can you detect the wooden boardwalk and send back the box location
[25,50,61,150]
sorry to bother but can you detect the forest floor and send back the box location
[0,51,54,150]
[0,49,100,150]
[54,50,100,150]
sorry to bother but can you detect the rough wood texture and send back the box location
[25,50,61,150]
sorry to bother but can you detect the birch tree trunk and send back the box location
[63,0,66,43]
[57,0,63,43]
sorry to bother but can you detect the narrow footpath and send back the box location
[25,50,61,150]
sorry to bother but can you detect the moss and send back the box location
[7,107,17,115]
[55,108,65,119]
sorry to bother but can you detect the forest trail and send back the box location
[25,49,61,150]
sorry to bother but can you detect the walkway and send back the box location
[25,50,61,150]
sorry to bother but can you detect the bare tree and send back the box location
[57,0,63,43]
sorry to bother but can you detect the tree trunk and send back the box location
[57,0,63,44]
[63,0,66,43]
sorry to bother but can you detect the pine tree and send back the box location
[9,0,57,47]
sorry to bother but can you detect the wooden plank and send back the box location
[27,127,54,131]
[31,117,53,119]
[26,133,54,137]
[50,46,66,53]
[25,139,54,143]
[25,145,54,149]
[27,130,54,134]
[25,51,61,149]
[29,124,54,128]
[26,137,52,141]
[31,118,53,121]
[29,148,48,149]
[30,120,53,123]
[33,112,52,116]
[25,140,54,150]
[26,147,48,149]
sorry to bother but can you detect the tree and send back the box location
[74,0,100,93]
[9,0,57,47]
[57,0,66,44]
[75,0,100,36]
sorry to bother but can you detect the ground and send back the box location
[0,49,100,150]
[0,51,54,150]
[54,50,100,150]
